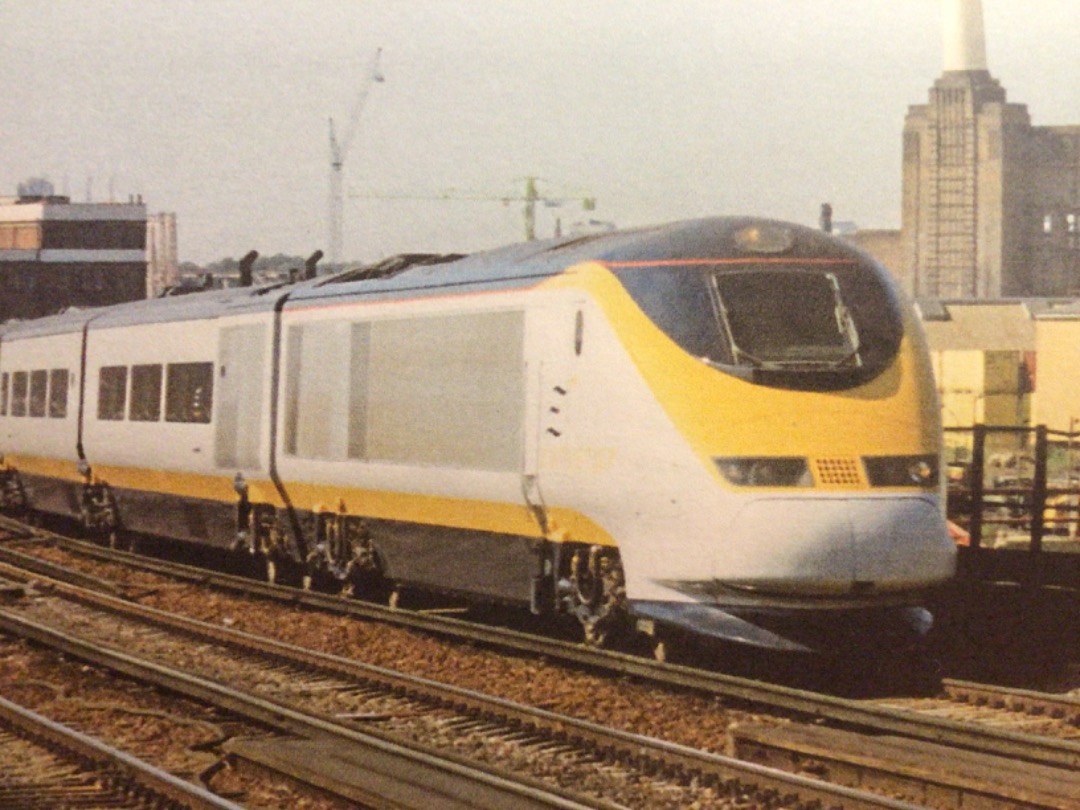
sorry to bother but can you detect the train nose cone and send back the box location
[716,496,955,596]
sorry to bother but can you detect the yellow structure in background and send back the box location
[917,301,1039,456]
[1033,304,1080,434]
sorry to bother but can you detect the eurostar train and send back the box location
[0,217,956,655]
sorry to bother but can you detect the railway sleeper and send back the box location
[732,722,1080,810]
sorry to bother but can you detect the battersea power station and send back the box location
[881,0,1080,299]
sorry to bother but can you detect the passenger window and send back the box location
[10,372,27,417]
[0,371,8,416]
[129,364,163,421]
[48,369,68,418]
[165,362,213,423]
[29,370,48,417]
[97,366,128,421]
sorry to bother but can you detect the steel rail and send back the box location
[0,610,619,810]
[3,516,1080,771]
[0,573,934,810]
[0,694,247,810]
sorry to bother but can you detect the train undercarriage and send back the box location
[0,463,940,679]
[0,463,635,648]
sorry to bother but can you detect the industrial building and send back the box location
[856,0,1080,299]
[916,297,1080,451]
[146,211,180,298]
[917,300,1040,454]
[1031,303,1080,434]
[0,185,148,322]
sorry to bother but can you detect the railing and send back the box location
[945,424,1080,589]
[948,425,1050,551]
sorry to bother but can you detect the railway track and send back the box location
[0,559,942,809]
[0,693,246,810]
[940,679,1080,727]
[3,516,1080,808]
[3,518,1079,759]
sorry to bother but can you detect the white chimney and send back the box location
[943,0,988,72]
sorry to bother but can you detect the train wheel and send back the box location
[265,555,293,586]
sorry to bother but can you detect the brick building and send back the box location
[897,0,1080,299]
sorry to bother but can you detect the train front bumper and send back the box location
[629,599,937,654]
[623,494,955,653]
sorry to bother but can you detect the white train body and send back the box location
[0,218,956,653]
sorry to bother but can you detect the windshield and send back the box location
[711,270,860,370]
[608,259,904,391]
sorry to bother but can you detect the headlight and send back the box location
[863,455,939,488]
[733,224,795,254]
[714,457,812,487]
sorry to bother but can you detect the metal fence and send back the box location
[944,424,1080,552]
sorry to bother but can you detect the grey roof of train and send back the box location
[0,217,859,340]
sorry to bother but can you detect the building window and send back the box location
[48,369,69,418]
[97,366,128,421]
[165,362,213,423]
[10,372,28,417]
[29,370,48,417]
[0,222,42,250]
[0,372,8,416]
[129,364,163,421]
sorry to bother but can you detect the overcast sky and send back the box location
[2,1,1078,264]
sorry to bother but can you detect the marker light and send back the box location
[714,457,812,487]
[863,455,939,488]
[733,224,795,254]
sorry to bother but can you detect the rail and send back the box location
[0,695,246,810]
[2,522,1079,773]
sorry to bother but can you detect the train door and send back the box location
[524,301,585,534]
[215,323,267,471]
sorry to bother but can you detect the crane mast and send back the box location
[328,48,384,265]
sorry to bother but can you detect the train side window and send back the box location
[29,370,48,417]
[0,371,8,416]
[97,366,128,421]
[48,369,68,418]
[165,362,213,424]
[10,372,28,417]
[129,364,163,421]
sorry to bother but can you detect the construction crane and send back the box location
[352,176,597,242]
[328,48,385,264]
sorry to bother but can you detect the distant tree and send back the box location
[180,254,348,280]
